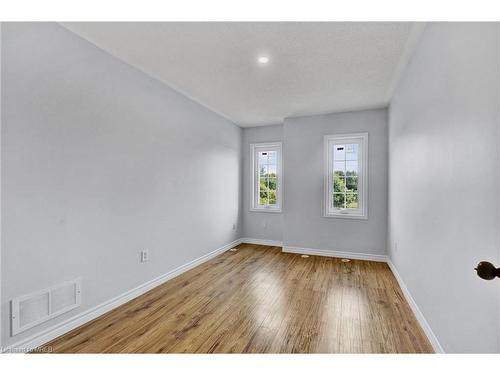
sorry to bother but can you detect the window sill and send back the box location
[250,207,282,214]
[324,212,368,220]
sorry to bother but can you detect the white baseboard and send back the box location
[240,238,283,247]
[387,260,444,353]
[3,238,242,353]
[282,245,388,262]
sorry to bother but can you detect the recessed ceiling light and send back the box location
[258,56,270,64]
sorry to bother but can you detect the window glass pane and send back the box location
[267,177,277,191]
[345,144,359,161]
[258,150,277,176]
[346,160,358,174]
[333,175,346,193]
[259,191,268,206]
[258,152,269,164]
[346,193,358,209]
[268,190,277,205]
[259,177,269,192]
[334,161,345,175]
[267,164,277,176]
[334,144,346,161]
[259,164,269,177]
[333,193,345,209]
[346,176,358,192]
[266,151,277,164]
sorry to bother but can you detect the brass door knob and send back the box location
[475,261,500,280]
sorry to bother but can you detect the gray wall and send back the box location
[242,125,283,242]
[283,109,388,254]
[1,23,242,347]
[389,23,500,352]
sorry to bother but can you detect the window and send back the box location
[324,133,368,219]
[251,142,282,212]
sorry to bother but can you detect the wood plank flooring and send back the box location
[40,244,433,353]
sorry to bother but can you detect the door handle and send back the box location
[475,261,500,280]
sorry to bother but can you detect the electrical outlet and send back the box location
[140,249,149,263]
[232,223,236,231]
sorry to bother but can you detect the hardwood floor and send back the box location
[40,244,433,353]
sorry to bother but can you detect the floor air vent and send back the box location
[11,278,81,335]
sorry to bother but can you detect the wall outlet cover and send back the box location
[140,249,149,263]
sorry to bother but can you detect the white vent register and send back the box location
[11,278,81,335]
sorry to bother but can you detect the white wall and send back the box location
[283,109,388,255]
[1,23,242,347]
[389,23,500,352]
[242,125,283,242]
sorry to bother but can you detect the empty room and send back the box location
[1,3,500,368]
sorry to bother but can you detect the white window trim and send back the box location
[324,132,368,220]
[250,142,283,213]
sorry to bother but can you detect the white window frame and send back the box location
[324,132,368,219]
[250,142,282,213]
